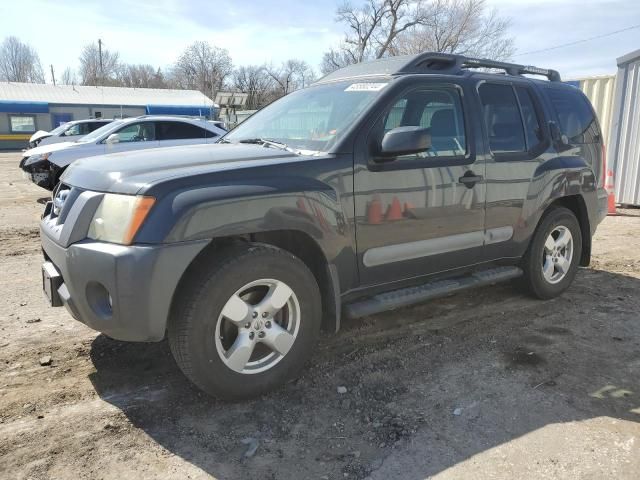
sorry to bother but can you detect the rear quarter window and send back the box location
[545,88,600,144]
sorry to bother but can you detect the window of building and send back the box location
[478,83,526,154]
[10,115,36,133]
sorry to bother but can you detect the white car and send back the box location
[29,119,114,148]
[20,116,226,190]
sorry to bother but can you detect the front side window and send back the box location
[224,80,387,153]
[77,120,125,144]
[156,121,207,140]
[64,123,91,136]
[114,122,156,142]
[380,87,466,159]
[546,88,598,143]
[479,83,526,154]
[10,115,36,133]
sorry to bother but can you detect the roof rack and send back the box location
[399,52,562,82]
[315,52,561,85]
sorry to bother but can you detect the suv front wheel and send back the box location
[520,206,582,299]
[168,243,322,400]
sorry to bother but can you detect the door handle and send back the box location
[458,171,483,188]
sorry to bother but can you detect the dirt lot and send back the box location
[0,151,639,479]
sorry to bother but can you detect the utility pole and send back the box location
[50,65,56,86]
[98,38,103,85]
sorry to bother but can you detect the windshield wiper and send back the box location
[238,138,300,154]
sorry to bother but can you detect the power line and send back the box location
[513,23,640,57]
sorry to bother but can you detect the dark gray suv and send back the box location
[39,53,609,399]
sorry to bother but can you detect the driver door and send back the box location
[105,121,159,153]
[354,81,486,286]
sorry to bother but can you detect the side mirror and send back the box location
[105,133,120,145]
[378,126,431,160]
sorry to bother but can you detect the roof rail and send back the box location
[401,52,561,82]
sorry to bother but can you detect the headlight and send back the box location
[25,152,50,165]
[87,194,155,245]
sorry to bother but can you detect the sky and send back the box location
[0,0,639,82]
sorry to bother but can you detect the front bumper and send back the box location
[41,209,209,341]
[20,158,59,190]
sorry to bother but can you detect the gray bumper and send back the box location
[41,227,209,342]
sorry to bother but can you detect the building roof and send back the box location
[0,82,216,108]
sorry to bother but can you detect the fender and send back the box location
[136,175,356,318]
[513,155,597,254]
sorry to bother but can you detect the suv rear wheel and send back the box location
[168,243,321,400]
[520,206,582,299]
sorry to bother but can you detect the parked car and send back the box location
[28,119,114,148]
[21,116,226,190]
[39,53,608,400]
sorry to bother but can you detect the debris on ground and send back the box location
[38,355,52,366]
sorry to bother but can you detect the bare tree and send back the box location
[321,0,514,74]
[60,67,77,85]
[233,65,276,109]
[170,41,232,98]
[0,36,45,83]
[265,60,315,96]
[117,64,167,89]
[79,42,120,86]
[392,0,515,59]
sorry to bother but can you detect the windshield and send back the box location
[224,80,389,152]
[76,119,125,143]
[49,123,71,135]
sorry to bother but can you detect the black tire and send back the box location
[168,243,321,400]
[520,206,582,300]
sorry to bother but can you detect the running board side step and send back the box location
[344,266,523,319]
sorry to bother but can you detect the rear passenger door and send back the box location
[156,121,210,147]
[479,81,551,260]
[354,81,486,286]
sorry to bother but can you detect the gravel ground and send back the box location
[0,152,639,480]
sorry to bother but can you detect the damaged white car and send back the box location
[20,115,226,190]
[29,119,114,148]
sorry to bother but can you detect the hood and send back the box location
[29,130,51,143]
[23,141,81,157]
[62,143,312,195]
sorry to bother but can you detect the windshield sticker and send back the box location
[345,83,388,92]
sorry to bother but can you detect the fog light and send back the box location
[86,282,113,319]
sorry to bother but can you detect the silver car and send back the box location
[20,115,226,190]
[28,119,114,148]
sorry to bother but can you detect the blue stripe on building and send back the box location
[0,101,49,113]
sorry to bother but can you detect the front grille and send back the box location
[51,184,82,225]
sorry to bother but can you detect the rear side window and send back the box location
[546,88,598,144]
[515,86,543,151]
[89,122,109,133]
[478,83,526,153]
[157,121,208,140]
